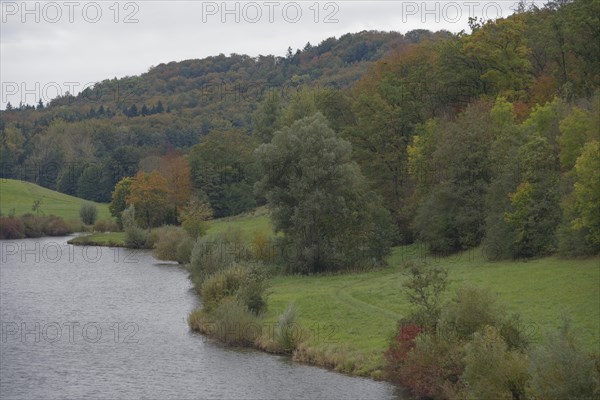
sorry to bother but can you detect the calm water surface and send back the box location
[0,236,403,399]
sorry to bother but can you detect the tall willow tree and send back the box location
[255,113,395,273]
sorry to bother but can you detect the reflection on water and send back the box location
[1,237,403,399]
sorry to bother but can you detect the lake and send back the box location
[0,236,403,399]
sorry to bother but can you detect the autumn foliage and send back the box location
[127,171,174,228]
[144,151,192,211]
[384,323,423,368]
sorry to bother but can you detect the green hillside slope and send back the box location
[0,179,111,221]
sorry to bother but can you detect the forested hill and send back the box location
[6,30,413,121]
[1,0,599,261]
[0,29,432,201]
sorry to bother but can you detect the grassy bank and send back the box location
[68,207,273,248]
[68,232,127,247]
[0,179,111,221]
[197,211,600,378]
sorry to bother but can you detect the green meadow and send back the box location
[205,206,273,236]
[264,249,599,375]
[0,179,111,222]
[207,209,600,375]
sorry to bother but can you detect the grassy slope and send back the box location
[205,206,273,236]
[0,179,111,221]
[209,210,600,375]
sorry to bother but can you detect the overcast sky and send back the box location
[1,1,541,109]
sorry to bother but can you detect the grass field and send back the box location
[0,179,111,221]
[263,247,600,375]
[205,210,600,376]
[205,206,273,237]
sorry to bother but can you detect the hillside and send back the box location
[0,179,111,221]
[0,30,416,203]
[3,30,409,122]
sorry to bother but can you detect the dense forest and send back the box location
[0,30,410,202]
[1,0,599,260]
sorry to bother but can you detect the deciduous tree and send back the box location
[255,113,395,273]
[110,177,133,229]
[189,130,258,218]
[127,171,174,228]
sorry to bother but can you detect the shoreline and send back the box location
[61,235,600,390]
[67,232,128,248]
[187,307,391,382]
[66,236,393,383]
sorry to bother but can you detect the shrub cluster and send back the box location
[201,264,249,312]
[528,321,600,400]
[274,303,302,353]
[151,225,194,264]
[187,228,252,290]
[185,228,279,348]
[0,214,71,239]
[92,219,119,233]
[79,203,98,225]
[122,205,151,249]
[125,226,150,249]
[385,264,600,399]
[197,262,268,316]
[212,300,262,346]
[0,217,24,239]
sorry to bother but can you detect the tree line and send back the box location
[2,0,598,265]
[0,31,407,202]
